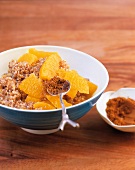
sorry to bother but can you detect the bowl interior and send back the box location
[0,45,109,103]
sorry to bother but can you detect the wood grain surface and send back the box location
[0,0,135,170]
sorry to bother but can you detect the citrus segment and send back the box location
[33,101,55,110]
[87,81,98,97]
[29,48,58,59]
[19,73,44,98]
[46,95,72,108]
[56,69,67,78]
[33,102,55,110]
[18,53,38,65]
[25,95,41,102]
[67,88,78,98]
[64,70,89,94]
[39,54,61,80]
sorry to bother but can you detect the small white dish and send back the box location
[96,88,135,132]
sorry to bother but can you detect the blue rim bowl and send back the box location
[0,45,109,131]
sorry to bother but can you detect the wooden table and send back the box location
[0,0,135,169]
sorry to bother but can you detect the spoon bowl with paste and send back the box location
[47,77,80,131]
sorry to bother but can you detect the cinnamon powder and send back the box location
[106,97,135,125]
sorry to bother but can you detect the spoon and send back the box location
[47,79,79,131]
[96,88,135,132]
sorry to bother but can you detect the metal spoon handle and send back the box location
[58,94,79,131]
[59,93,66,115]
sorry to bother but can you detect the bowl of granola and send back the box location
[0,45,109,134]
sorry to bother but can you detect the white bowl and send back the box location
[96,88,135,132]
[0,45,109,134]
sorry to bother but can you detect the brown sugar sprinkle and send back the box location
[46,76,70,95]
[106,97,135,125]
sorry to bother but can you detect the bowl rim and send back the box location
[0,45,109,113]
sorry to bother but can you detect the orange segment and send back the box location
[33,101,55,110]
[57,69,89,98]
[56,69,77,98]
[19,73,44,98]
[67,88,78,98]
[56,69,67,78]
[18,53,38,65]
[87,81,98,97]
[25,95,41,102]
[64,70,89,94]
[46,95,72,108]
[29,48,58,59]
[39,54,61,80]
